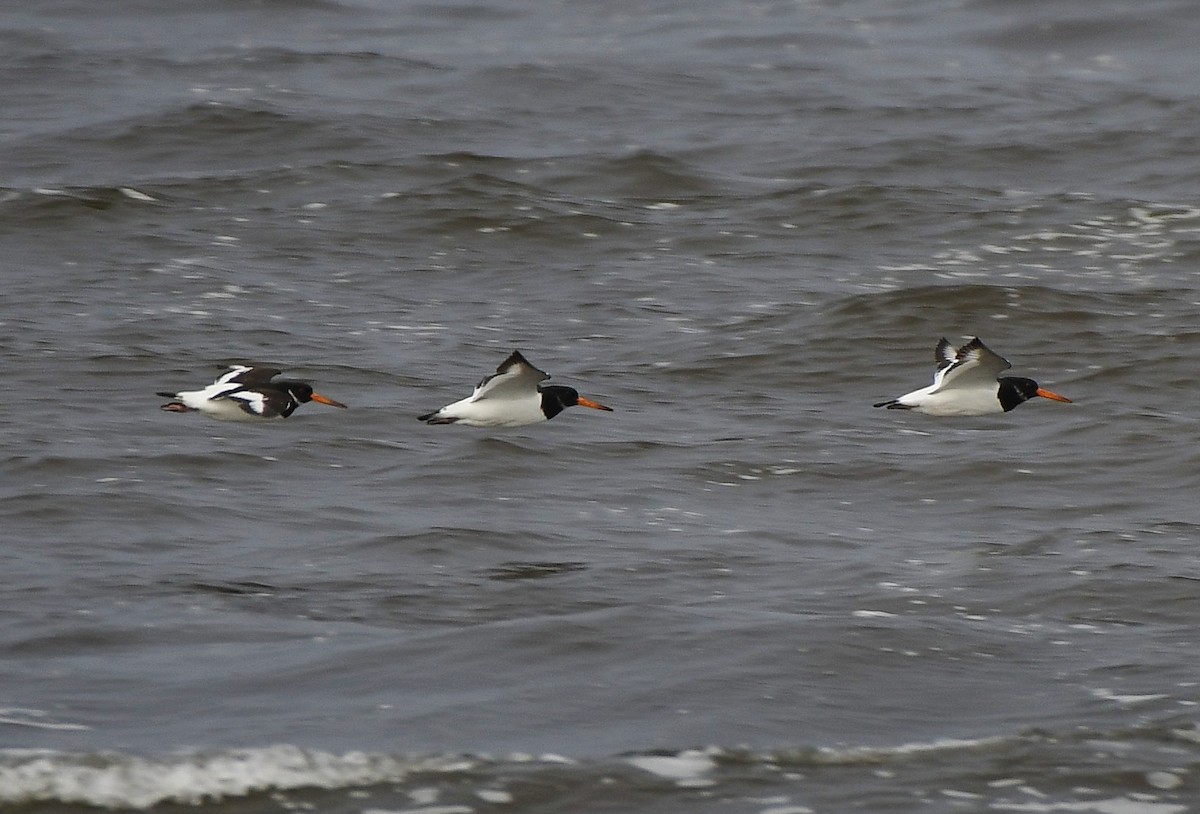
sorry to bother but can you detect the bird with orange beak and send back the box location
[874,337,1072,416]
[418,350,613,427]
[158,365,348,421]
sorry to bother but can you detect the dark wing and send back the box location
[934,337,957,370]
[222,388,295,417]
[935,337,1011,390]
[471,350,550,400]
[926,338,961,389]
[955,338,1011,374]
[214,365,282,387]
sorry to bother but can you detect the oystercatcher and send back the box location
[873,337,1072,416]
[418,350,612,427]
[158,365,347,421]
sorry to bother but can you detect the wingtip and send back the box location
[934,337,956,366]
[958,336,1010,370]
[503,349,531,367]
[496,349,549,380]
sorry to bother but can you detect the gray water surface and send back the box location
[3,1,1200,811]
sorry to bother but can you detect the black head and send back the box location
[539,385,613,420]
[997,377,1039,412]
[274,380,313,402]
[996,377,1072,412]
[276,380,348,410]
[539,386,579,420]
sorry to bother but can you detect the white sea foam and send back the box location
[809,736,1010,764]
[0,708,90,731]
[364,807,473,814]
[991,799,1186,814]
[118,187,157,202]
[626,749,717,786]
[0,746,470,809]
[1091,688,1169,706]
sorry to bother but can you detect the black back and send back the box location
[997,377,1039,412]
[538,385,580,420]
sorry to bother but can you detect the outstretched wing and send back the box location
[213,365,282,387]
[470,350,549,401]
[934,337,957,370]
[934,337,1011,391]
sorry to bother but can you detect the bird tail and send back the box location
[418,411,458,424]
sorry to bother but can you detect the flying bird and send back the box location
[418,350,613,427]
[158,365,347,421]
[873,337,1072,416]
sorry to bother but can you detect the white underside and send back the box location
[430,393,546,427]
[175,387,276,421]
[895,384,1003,416]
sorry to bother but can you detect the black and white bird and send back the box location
[418,350,613,427]
[158,365,348,421]
[873,337,1072,416]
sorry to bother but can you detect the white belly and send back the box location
[901,385,1003,416]
[176,390,274,421]
[437,394,546,427]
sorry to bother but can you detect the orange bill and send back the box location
[1036,388,1072,403]
[311,393,349,408]
[577,396,613,412]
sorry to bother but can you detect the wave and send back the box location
[3,728,1195,811]
[0,744,463,809]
